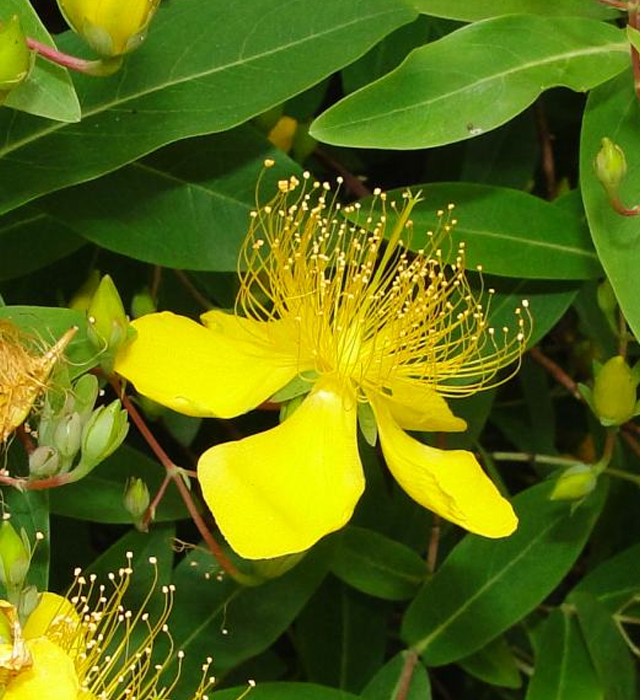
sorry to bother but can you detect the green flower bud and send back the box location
[69,269,101,311]
[72,373,100,423]
[56,0,161,56]
[594,137,627,195]
[592,355,639,426]
[53,412,83,460]
[131,288,157,319]
[80,399,129,468]
[550,464,597,501]
[0,521,30,590]
[86,274,129,367]
[29,445,60,478]
[0,15,31,98]
[123,477,151,529]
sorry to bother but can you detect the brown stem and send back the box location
[533,101,557,200]
[629,1,640,104]
[172,270,214,311]
[427,514,441,575]
[143,472,172,529]
[314,149,372,199]
[597,0,628,7]
[528,346,581,400]
[111,378,239,577]
[396,650,419,700]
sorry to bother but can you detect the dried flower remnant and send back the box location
[0,552,216,700]
[0,321,76,445]
[116,166,531,559]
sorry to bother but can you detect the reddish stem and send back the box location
[528,346,582,400]
[27,37,94,73]
[396,651,419,700]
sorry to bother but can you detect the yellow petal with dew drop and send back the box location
[381,378,467,432]
[372,398,517,538]
[4,637,78,700]
[115,312,300,419]
[198,378,365,559]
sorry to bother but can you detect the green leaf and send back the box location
[580,70,640,342]
[401,482,606,666]
[2,0,80,122]
[296,577,388,693]
[49,445,190,524]
[375,183,600,279]
[0,206,83,281]
[0,0,415,217]
[524,608,603,700]
[169,545,328,693]
[361,651,432,700]
[570,542,640,614]
[459,636,522,689]
[215,685,359,700]
[331,526,427,601]
[40,126,299,270]
[411,0,619,21]
[572,592,637,700]
[310,16,627,149]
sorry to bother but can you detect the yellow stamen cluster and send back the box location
[237,163,530,402]
[45,552,215,700]
[0,321,76,444]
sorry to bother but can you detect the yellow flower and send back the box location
[0,321,76,445]
[115,166,530,559]
[0,553,214,700]
[56,0,161,56]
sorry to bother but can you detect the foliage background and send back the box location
[1,0,639,698]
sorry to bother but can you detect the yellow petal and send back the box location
[198,378,365,559]
[115,312,300,418]
[373,399,517,538]
[382,378,467,432]
[5,637,78,700]
[22,593,81,658]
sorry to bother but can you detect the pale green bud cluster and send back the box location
[0,520,43,614]
[594,137,627,197]
[30,373,129,482]
[123,477,151,530]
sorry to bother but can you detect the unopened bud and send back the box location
[56,0,161,56]
[131,288,156,319]
[0,521,30,590]
[53,412,83,460]
[124,477,151,529]
[592,355,639,426]
[550,464,597,501]
[69,270,101,311]
[0,16,31,99]
[594,138,627,195]
[80,399,129,468]
[87,274,129,367]
[29,445,60,478]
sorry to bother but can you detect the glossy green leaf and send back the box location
[331,526,427,601]
[0,0,415,217]
[215,685,358,700]
[411,0,619,21]
[0,206,83,280]
[296,577,388,692]
[361,651,432,700]
[41,126,299,270]
[525,608,602,700]
[459,636,522,689]
[169,546,328,694]
[402,482,605,666]
[310,17,626,149]
[573,592,637,700]
[49,445,189,524]
[376,183,600,279]
[2,0,80,122]
[580,70,640,341]
[570,543,640,613]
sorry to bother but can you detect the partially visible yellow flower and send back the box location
[0,553,214,700]
[115,167,530,560]
[56,0,161,57]
[0,321,76,445]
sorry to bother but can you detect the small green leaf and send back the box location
[572,592,637,700]
[402,482,605,666]
[525,608,603,700]
[311,16,626,149]
[331,526,427,601]
[459,636,522,689]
